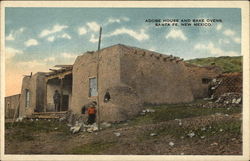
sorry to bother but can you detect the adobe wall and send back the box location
[185,64,222,98]
[99,85,142,122]
[5,94,20,119]
[119,45,194,104]
[36,73,46,112]
[19,73,46,117]
[62,77,72,111]
[19,75,36,117]
[71,45,121,117]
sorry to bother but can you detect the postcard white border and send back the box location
[0,1,249,161]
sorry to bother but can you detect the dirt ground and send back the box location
[5,104,242,155]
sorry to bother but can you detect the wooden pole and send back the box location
[11,99,20,127]
[60,78,63,112]
[44,79,48,112]
[97,27,102,130]
[98,27,102,51]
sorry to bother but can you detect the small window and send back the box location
[25,89,30,107]
[104,92,111,103]
[89,77,97,97]
[202,78,211,84]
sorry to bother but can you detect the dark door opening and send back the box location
[61,95,69,111]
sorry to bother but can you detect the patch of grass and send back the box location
[6,131,35,142]
[137,119,241,142]
[151,105,241,122]
[192,120,241,138]
[136,123,185,141]
[128,114,155,126]
[186,56,242,73]
[70,141,115,154]
[5,119,71,142]
[6,119,69,133]
[129,101,241,126]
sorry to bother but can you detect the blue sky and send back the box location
[5,8,241,96]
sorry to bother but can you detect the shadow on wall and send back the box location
[100,85,143,122]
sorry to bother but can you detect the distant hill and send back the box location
[185,56,242,73]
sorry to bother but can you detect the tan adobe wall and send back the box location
[19,73,46,117]
[71,45,121,118]
[100,85,142,122]
[185,63,222,99]
[119,45,194,104]
[5,94,20,119]
[36,73,46,112]
[19,76,36,117]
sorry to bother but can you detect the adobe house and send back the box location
[17,44,221,122]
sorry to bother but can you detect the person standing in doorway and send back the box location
[53,90,61,112]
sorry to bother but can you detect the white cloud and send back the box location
[39,24,68,37]
[44,57,56,62]
[121,17,130,22]
[108,18,121,24]
[216,24,222,31]
[61,52,77,59]
[104,17,130,26]
[47,36,55,42]
[86,22,100,32]
[149,47,156,51]
[233,37,241,44]
[89,34,99,43]
[78,27,87,35]
[5,27,25,41]
[19,28,25,32]
[5,47,23,60]
[106,28,149,41]
[221,28,240,44]
[223,29,235,36]
[47,33,71,42]
[194,42,239,56]
[59,33,71,39]
[6,33,15,41]
[219,39,230,45]
[166,29,187,41]
[25,39,38,47]
[108,17,129,23]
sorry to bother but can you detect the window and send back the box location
[104,92,111,103]
[25,89,30,107]
[89,77,97,97]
